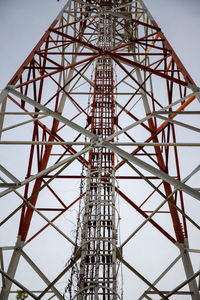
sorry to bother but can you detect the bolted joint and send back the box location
[94,137,105,147]
[91,137,106,147]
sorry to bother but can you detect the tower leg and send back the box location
[179,240,200,300]
[0,236,24,300]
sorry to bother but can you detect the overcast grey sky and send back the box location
[0,0,200,88]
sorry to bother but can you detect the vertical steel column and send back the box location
[179,240,200,300]
[0,237,24,300]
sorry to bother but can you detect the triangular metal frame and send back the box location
[0,0,200,299]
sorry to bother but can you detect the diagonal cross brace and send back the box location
[104,141,200,201]
[6,86,96,140]
[4,88,200,201]
[0,145,92,198]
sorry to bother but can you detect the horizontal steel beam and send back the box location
[0,112,47,115]
[107,93,196,140]
[7,86,96,140]
[0,268,37,299]
[117,255,168,299]
[165,269,200,298]
[153,111,200,115]
[21,250,63,300]
[104,141,200,201]
[1,141,200,147]
[0,145,91,198]
[37,248,81,299]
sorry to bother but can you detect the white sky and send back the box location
[0,0,200,88]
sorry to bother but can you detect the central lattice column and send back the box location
[76,2,119,299]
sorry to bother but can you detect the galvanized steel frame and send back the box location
[0,0,200,299]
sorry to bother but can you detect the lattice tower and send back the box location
[0,1,200,300]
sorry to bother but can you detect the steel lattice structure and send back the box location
[0,0,200,299]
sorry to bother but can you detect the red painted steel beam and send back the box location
[131,18,161,31]
[109,52,188,86]
[7,95,89,168]
[115,95,196,171]
[15,55,98,89]
[9,19,59,85]
[25,192,86,244]
[116,187,176,244]
[150,20,195,85]
[18,118,60,241]
[49,28,101,53]
[34,52,170,56]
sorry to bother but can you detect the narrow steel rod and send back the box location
[20,250,63,300]
[165,269,200,298]
[0,268,37,299]
[120,164,200,248]
[0,145,91,198]
[0,175,75,246]
[0,115,47,133]
[117,256,168,299]
[37,249,81,299]
[138,254,182,300]
[1,141,200,146]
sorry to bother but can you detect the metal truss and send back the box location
[0,0,200,299]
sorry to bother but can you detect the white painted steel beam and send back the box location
[138,254,182,300]
[0,237,27,300]
[164,268,200,299]
[120,164,200,248]
[21,250,64,300]
[1,141,200,146]
[7,86,96,140]
[154,114,200,134]
[0,202,23,227]
[107,93,196,141]
[0,145,91,198]
[0,164,20,185]
[0,267,37,300]
[179,241,200,300]
[104,141,200,201]
[0,89,8,140]
[189,85,200,103]
[117,255,168,299]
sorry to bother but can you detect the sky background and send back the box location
[0,0,200,299]
[0,0,200,88]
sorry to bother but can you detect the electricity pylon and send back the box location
[0,0,200,299]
